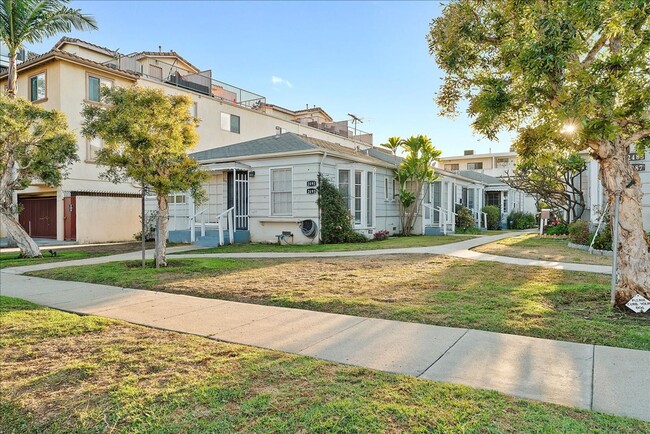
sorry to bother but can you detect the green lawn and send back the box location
[178,234,478,254]
[473,233,612,266]
[2,296,647,433]
[0,242,169,269]
[30,256,650,351]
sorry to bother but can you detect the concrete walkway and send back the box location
[1,271,647,422]
[1,232,612,275]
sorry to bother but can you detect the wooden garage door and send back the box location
[18,197,57,238]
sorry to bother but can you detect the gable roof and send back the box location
[456,170,506,185]
[53,37,116,56]
[0,48,140,81]
[127,51,200,73]
[191,133,391,167]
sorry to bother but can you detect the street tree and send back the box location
[1,0,97,97]
[428,0,650,308]
[0,93,77,257]
[390,135,441,235]
[505,153,587,222]
[81,86,207,268]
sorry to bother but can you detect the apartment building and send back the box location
[0,37,377,244]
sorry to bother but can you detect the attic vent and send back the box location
[464,150,475,156]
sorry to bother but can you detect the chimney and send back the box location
[464,150,475,156]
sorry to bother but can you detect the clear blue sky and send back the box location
[27,1,513,156]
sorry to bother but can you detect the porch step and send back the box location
[168,229,250,246]
[424,226,445,236]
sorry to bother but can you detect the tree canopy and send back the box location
[428,0,650,308]
[0,93,77,256]
[81,86,207,267]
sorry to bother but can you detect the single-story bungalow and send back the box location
[150,133,524,246]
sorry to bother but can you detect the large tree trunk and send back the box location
[0,154,41,258]
[596,140,650,309]
[155,194,169,268]
[6,53,17,98]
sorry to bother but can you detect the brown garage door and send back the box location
[18,196,57,238]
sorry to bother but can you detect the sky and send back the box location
[27,1,514,156]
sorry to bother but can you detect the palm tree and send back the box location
[1,0,98,98]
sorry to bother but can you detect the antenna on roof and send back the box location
[348,113,364,136]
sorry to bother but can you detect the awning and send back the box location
[202,162,252,172]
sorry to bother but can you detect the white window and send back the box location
[338,170,351,210]
[29,72,46,102]
[384,177,389,200]
[467,162,483,170]
[88,75,113,102]
[366,172,373,226]
[87,137,104,161]
[168,194,186,204]
[190,102,198,118]
[496,157,509,168]
[221,112,240,133]
[270,168,292,215]
[444,163,459,171]
[354,171,362,224]
[392,179,397,200]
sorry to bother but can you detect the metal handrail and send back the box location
[189,208,208,242]
[216,207,235,246]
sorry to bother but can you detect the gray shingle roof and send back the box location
[456,170,506,185]
[191,133,391,167]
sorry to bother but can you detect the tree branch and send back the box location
[582,34,607,68]
[621,129,650,148]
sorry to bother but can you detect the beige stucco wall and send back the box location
[75,196,140,243]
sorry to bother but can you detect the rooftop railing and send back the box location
[103,56,265,108]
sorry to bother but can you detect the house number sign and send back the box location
[626,294,650,313]
[307,188,317,195]
[307,180,317,187]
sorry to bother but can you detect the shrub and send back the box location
[482,205,501,230]
[544,221,569,236]
[455,206,475,231]
[507,211,537,229]
[134,211,157,241]
[373,230,390,241]
[590,224,612,251]
[568,219,590,245]
[317,174,367,244]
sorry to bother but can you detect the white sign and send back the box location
[626,294,650,313]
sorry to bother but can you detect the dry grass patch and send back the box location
[31,256,650,350]
[473,234,612,266]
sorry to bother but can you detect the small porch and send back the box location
[422,179,487,235]
[164,163,251,246]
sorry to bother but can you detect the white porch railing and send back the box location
[189,208,208,243]
[215,207,235,246]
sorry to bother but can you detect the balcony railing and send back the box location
[103,56,265,108]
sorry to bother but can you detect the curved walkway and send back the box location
[1,232,611,275]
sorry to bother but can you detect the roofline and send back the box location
[435,168,490,184]
[194,147,396,169]
[128,51,200,73]
[439,151,517,161]
[0,49,140,81]
[259,103,334,122]
[53,37,116,56]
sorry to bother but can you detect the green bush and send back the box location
[568,219,590,245]
[455,206,475,232]
[317,174,367,244]
[507,211,537,229]
[590,224,612,251]
[482,205,501,230]
[544,222,569,236]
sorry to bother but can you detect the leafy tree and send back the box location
[505,153,587,222]
[81,86,207,268]
[316,173,366,244]
[391,135,441,235]
[481,205,501,230]
[0,94,77,257]
[1,0,98,97]
[428,0,650,308]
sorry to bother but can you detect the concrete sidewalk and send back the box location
[1,272,647,422]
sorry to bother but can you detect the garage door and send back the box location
[18,196,57,238]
